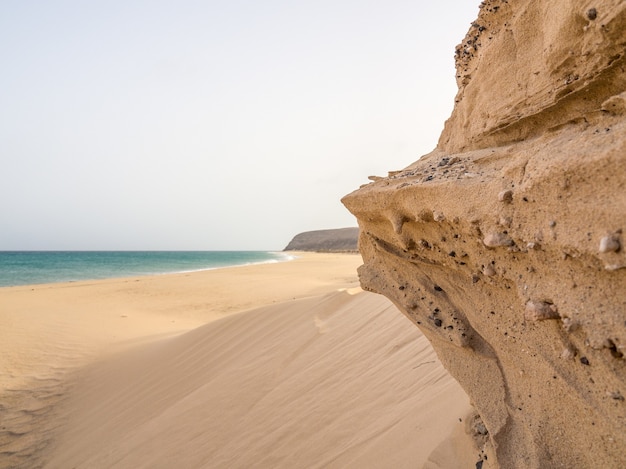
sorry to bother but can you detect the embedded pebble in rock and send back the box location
[524,300,560,321]
[475,422,488,436]
[483,264,496,277]
[560,347,575,360]
[599,235,621,253]
[498,190,513,203]
[499,216,512,227]
[561,317,579,332]
[483,232,514,248]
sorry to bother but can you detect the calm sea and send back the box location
[0,251,293,288]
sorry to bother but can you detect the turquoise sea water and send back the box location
[0,251,292,288]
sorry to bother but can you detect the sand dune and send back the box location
[0,253,473,468]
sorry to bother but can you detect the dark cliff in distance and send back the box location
[284,228,359,252]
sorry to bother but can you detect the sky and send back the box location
[0,1,479,251]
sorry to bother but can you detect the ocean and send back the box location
[0,251,293,288]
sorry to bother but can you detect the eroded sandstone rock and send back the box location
[343,1,626,467]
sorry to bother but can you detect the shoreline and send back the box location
[0,252,366,384]
[0,251,359,294]
[0,250,300,289]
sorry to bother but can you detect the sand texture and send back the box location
[343,1,626,467]
[0,253,473,468]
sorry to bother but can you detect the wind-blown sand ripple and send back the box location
[0,253,473,468]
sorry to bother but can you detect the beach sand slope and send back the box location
[0,253,473,468]
[47,290,472,468]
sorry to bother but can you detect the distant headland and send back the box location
[283,227,359,252]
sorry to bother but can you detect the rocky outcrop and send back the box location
[284,228,359,252]
[342,1,626,468]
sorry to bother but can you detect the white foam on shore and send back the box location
[162,251,297,275]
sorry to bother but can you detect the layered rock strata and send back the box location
[343,1,626,467]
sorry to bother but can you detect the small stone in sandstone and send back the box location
[599,235,621,253]
[483,232,514,248]
[498,189,513,203]
[525,300,559,321]
[474,421,488,436]
[561,317,579,332]
[499,216,512,227]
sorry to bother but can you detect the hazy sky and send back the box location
[1,1,479,250]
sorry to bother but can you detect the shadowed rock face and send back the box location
[343,1,626,467]
[284,228,359,252]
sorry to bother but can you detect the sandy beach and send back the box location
[0,252,473,468]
